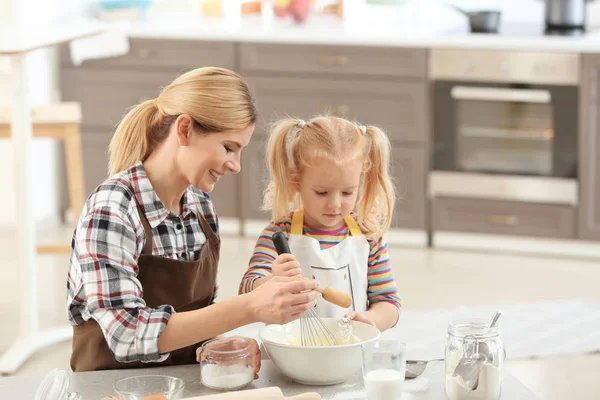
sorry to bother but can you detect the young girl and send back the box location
[239,116,401,331]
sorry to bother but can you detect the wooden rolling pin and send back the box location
[272,232,352,309]
[182,387,321,400]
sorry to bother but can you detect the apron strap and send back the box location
[291,208,363,237]
[195,203,218,241]
[291,208,304,235]
[344,215,363,237]
[136,205,154,255]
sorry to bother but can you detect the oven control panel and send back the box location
[429,49,580,85]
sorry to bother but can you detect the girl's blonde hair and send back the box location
[263,115,395,238]
[108,67,257,176]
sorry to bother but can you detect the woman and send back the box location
[66,67,318,373]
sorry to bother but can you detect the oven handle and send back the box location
[450,86,551,103]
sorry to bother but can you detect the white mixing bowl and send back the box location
[259,318,380,385]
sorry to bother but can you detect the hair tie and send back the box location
[297,119,306,129]
[359,125,366,134]
[153,98,158,109]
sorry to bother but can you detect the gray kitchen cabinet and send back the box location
[60,68,181,130]
[432,197,575,239]
[579,54,600,241]
[240,43,427,79]
[245,76,429,144]
[391,146,428,230]
[240,136,271,221]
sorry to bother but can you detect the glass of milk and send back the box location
[361,340,406,400]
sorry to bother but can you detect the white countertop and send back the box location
[114,2,600,54]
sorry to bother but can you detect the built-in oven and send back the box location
[429,49,580,206]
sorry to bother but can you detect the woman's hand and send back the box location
[196,336,262,379]
[246,276,318,324]
[271,254,303,278]
[346,311,376,327]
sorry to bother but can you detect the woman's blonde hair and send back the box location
[263,115,395,238]
[108,67,257,176]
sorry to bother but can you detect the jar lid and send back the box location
[201,337,251,360]
[35,369,73,400]
[448,318,500,339]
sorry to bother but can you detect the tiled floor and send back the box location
[1,225,599,399]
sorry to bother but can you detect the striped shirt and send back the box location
[66,161,219,363]
[239,211,401,309]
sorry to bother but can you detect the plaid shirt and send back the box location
[67,161,219,363]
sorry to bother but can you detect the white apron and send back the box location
[288,208,370,318]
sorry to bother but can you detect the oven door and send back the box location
[433,81,578,179]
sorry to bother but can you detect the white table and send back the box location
[0,23,103,375]
[0,361,541,399]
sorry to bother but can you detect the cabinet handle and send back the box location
[137,48,152,58]
[486,215,519,225]
[319,55,349,66]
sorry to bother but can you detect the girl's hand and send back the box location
[196,336,262,379]
[346,311,376,327]
[271,254,303,278]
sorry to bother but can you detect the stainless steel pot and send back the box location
[448,4,501,34]
[544,0,592,28]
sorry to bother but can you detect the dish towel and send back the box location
[69,21,130,66]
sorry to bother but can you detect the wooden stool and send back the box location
[0,102,84,254]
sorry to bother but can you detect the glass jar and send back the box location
[34,369,82,400]
[444,319,504,400]
[199,337,254,391]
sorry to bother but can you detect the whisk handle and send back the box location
[273,231,291,255]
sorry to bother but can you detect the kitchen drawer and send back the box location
[391,146,428,230]
[61,68,183,129]
[240,43,427,79]
[432,197,575,239]
[246,76,429,143]
[60,39,236,70]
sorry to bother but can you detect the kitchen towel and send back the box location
[382,299,600,361]
[69,21,130,66]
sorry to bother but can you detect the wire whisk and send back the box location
[271,231,353,347]
[300,308,339,346]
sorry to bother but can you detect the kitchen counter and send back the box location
[116,12,600,53]
[0,360,539,399]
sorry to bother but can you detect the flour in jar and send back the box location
[445,350,502,400]
[201,364,253,390]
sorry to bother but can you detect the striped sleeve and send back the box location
[238,219,291,294]
[366,236,402,309]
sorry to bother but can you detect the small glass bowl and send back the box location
[113,375,184,400]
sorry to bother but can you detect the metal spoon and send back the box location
[406,358,444,379]
[452,311,502,390]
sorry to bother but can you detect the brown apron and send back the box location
[70,205,220,372]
